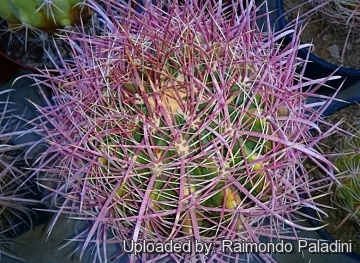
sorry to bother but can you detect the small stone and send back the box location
[322,34,331,42]
[327,44,340,59]
[318,49,330,60]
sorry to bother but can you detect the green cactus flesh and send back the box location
[336,178,360,214]
[0,0,91,32]
[334,134,360,216]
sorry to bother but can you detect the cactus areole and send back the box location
[30,1,338,262]
[0,0,92,32]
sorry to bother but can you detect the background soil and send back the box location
[283,0,360,69]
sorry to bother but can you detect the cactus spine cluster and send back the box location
[0,88,46,259]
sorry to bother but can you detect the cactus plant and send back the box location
[332,132,360,228]
[0,88,48,260]
[28,0,340,262]
[0,0,92,32]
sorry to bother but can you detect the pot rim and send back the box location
[276,0,360,76]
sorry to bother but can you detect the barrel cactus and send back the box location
[0,88,47,260]
[0,0,92,32]
[28,0,339,262]
[333,133,360,227]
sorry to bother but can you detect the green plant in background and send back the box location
[0,0,95,69]
[333,132,360,228]
[0,0,92,32]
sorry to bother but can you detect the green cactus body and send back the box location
[334,134,360,218]
[336,178,360,213]
[0,0,91,32]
